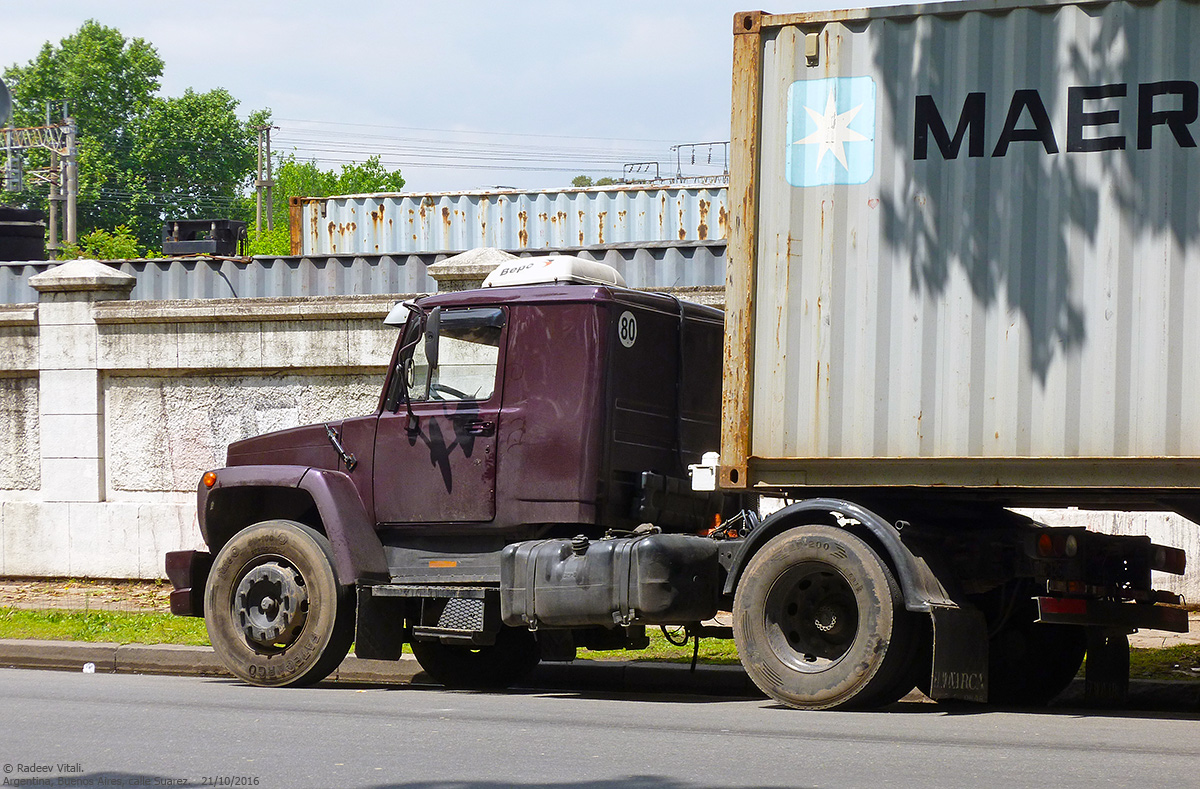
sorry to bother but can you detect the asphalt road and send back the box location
[3,668,1199,789]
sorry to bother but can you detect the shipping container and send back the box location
[290,184,727,256]
[723,0,1200,500]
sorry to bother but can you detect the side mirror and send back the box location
[424,306,441,371]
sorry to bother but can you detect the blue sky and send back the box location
[3,0,918,193]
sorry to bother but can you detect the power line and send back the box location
[273,117,679,146]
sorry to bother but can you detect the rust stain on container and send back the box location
[698,199,710,240]
[442,206,451,226]
[598,211,606,245]
[578,210,585,245]
[718,204,728,238]
[518,210,529,247]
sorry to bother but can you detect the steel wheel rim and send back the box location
[233,557,310,654]
[762,562,860,674]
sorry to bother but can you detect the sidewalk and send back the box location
[2,638,1199,712]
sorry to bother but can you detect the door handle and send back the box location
[465,419,495,436]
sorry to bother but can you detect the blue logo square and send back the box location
[786,77,877,187]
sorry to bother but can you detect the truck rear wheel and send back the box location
[733,525,919,710]
[411,627,541,689]
[988,603,1086,706]
[204,520,354,687]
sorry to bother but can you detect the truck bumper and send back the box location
[1038,596,1189,633]
[164,550,213,617]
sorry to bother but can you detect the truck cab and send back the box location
[168,257,733,689]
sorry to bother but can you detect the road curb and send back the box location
[0,639,759,696]
[2,639,1197,709]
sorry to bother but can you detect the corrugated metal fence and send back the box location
[1,243,726,304]
[1,185,728,303]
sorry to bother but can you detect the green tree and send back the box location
[4,21,266,250]
[571,175,619,188]
[58,225,144,260]
[250,154,405,255]
[122,89,265,245]
[270,154,405,220]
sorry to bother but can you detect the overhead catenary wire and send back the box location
[15,117,727,216]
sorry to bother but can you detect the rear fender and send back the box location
[198,464,387,584]
[725,498,954,612]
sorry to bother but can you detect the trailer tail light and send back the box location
[1036,531,1080,559]
[1038,596,1087,616]
[202,471,218,489]
[1151,544,1186,575]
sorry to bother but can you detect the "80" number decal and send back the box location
[618,311,637,348]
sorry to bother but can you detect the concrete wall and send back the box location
[0,259,405,579]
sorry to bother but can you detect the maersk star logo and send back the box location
[786,77,876,187]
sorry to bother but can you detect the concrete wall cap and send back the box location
[0,304,38,326]
[427,248,518,282]
[28,259,136,293]
[92,292,417,325]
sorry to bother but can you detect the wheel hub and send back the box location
[766,566,860,671]
[235,562,309,651]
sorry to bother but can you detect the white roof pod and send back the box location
[481,255,626,289]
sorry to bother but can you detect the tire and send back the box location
[411,626,541,690]
[733,525,919,710]
[204,520,354,688]
[987,603,1086,706]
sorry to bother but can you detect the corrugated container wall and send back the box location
[293,185,727,256]
[724,0,1200,492]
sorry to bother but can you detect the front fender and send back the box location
[198,464,387,584]
[298,467,388,582]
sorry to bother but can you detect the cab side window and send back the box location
[405,307,505,402]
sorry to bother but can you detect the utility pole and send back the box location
[254,125,276,234]
[64,105,77,245]
[45,101,60,253]
[47,149,59,254]
[265,126,274,231]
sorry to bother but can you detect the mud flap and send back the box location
[354,585,405,661]
[928,605,989,703]
[1084,631,1130,706]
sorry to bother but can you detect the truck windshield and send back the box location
[407,307,505,402]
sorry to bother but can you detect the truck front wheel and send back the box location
[411,627,541,689]
[733,525,919,710]
[204,520,354,687]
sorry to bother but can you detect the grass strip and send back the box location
[0,606,210,646]
[579,629,742,664]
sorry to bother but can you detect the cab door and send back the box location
[373,306,507,524]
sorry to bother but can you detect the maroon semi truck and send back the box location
[166,255,1187,710]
